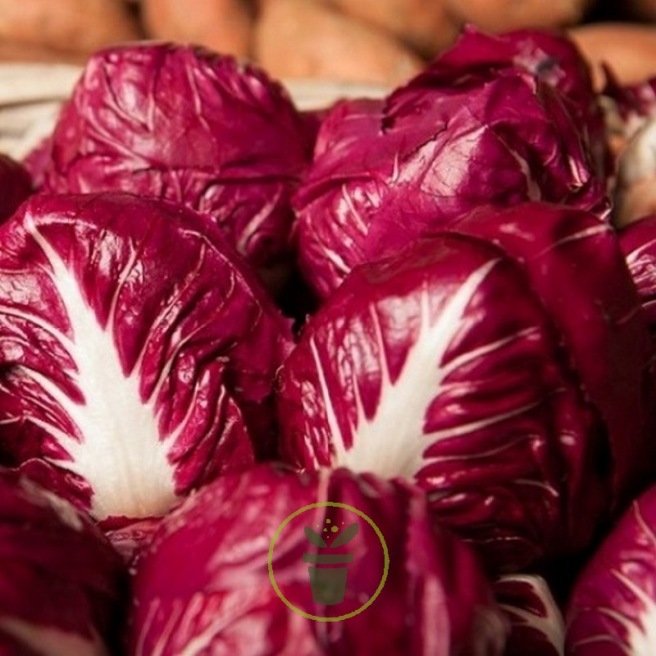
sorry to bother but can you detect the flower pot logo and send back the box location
[303,520,359,605]
[268,501,390,622]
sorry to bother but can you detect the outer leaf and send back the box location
[444,203,656,507]
[567,485,656,655]
[128,465,508,656]
[42,43,311,271]
[0,470,125,655]
[0,192,292,522]
[495,575,564,656]
[424,26,607,176]
[279,203,654,572]
[294,30,607,299]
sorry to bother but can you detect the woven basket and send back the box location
[0,62,388,161]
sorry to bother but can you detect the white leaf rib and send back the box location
[596,568,656,656]
[313,259,504,479]
[20,218,178,520]
[106,244,139,328]
[0,304,75,355]
[149,600,184,656]
[148,318,210,412]
[497,576,564,655]
[25,415,75,445]
[132,244,208,377]
[342,184,368,234]
[16,366,77,416]
[625,237,656,266]
[633,503,656,547]
[439,327,539,378]
[423,401,540,443]
[534,224,609,258]
[428,433,539,464]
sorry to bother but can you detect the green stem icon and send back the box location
[331,523,358,547]
[304,526,327,547]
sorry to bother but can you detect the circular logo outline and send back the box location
[267,501,390,622]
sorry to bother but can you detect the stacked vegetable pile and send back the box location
[4,25,656,656]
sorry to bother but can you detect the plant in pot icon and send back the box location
[303,521,359,605]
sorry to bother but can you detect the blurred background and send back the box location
[0,1,655,88]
